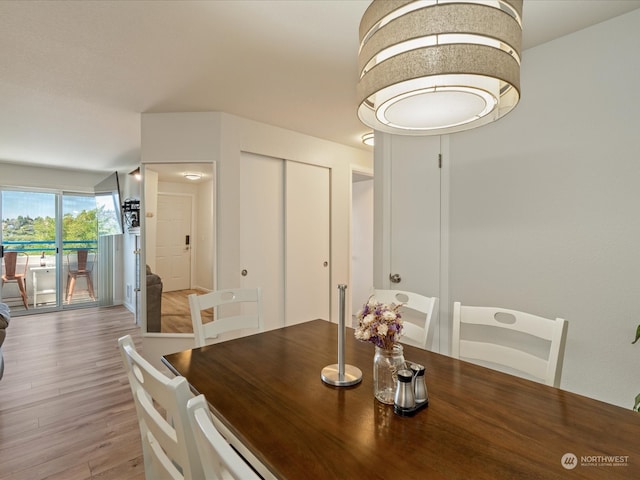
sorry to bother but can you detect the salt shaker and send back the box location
[410,363,428,404]
[394,369,415,409]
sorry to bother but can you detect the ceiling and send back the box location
[146,162,214,184]
[1,0,639,174]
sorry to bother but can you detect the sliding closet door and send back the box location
[240,154,331,329]
[240,152,285,331]
[285,161,330,325]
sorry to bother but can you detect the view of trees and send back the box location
[2,208,103,253]
[2,189,122,255]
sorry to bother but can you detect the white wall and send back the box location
[0,162,107,191]
[448,10,640,408]
[195,179,214,291]
[120,172,141,316]
[141,111,373,367]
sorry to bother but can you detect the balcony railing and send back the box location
[2,240,98,254]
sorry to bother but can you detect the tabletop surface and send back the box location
[162,319,639,479]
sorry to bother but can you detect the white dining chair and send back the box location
[189,287,264,348]
[373,289,438,350]
[186,394,261,480]
[118,335,204,480]
[451,302,568,387]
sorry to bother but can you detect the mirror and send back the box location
[142,162,215,334]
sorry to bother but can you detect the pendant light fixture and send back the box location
[357,0,523,135]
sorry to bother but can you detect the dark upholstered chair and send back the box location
[146,265,163,332]
[0,302,9,380]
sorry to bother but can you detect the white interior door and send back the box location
[285,161,330,325]
[240,152,284,331]
[389,136,440,295]
[156,194,192,292]
[376,134,442,350]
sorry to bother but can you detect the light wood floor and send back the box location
[0,306,145,480]
[161,289,212,334]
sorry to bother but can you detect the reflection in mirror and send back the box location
[143,163,215,334]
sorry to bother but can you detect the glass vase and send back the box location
[373,344,405,404]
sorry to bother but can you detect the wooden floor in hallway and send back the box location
[0,306,145,480]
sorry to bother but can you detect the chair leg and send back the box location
[85,274,96,301]
[66,273,95,302]
[67,276,76,303]
[17,278,29,309]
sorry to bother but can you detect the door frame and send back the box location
[349,164,374,325]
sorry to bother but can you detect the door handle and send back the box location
[389,273,401,284]
[241,269,248,277]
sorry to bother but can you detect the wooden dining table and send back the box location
[162,319,639,479]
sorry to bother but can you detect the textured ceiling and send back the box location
[0,0,639,174]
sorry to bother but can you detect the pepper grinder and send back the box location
[394,369,415,410]
[410,363,428,404]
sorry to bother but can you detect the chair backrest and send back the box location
[118,335,204,480]
[189,288,264,348]
[68,249,94,272]
[2,252,28,278]
[373,289,438,350]
[451,302,568,387]
[186,394,261,480]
